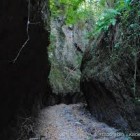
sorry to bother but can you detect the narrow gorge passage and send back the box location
[0,0,139,139]
[34,104,128,140]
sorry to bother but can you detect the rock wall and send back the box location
[0,0,50,139]
[80,1,140,133]
[49,16,92,96]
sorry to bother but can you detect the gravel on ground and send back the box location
[34,103,130,140]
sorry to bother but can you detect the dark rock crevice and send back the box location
[45,92,85,106]
[0,0,51,139]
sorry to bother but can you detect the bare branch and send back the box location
[12,0,31,63]
[64,64,79,82]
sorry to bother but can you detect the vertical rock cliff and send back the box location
[0,0,50,138]
[48,14,93,103]
[80,0,140,132]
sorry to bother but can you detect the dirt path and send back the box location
[34,104,129,140]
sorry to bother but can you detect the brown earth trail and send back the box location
[34,104,129,140]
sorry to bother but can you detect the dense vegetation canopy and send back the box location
[50,0,132,35]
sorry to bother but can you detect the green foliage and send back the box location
[50,0,135,38]
[66,7,93,24]
[50,0,85,24]
[89,0,132,36]
[94,8,119,35]
[50,0,133,38]
[116,0,131,11]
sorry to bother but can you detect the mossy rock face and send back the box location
[48,57,84,103]
[80,1,140,132]
[48,13,91,97]
[49,61,81,94]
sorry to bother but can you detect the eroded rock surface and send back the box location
[48,4,94,97]
[80,1,140,132]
